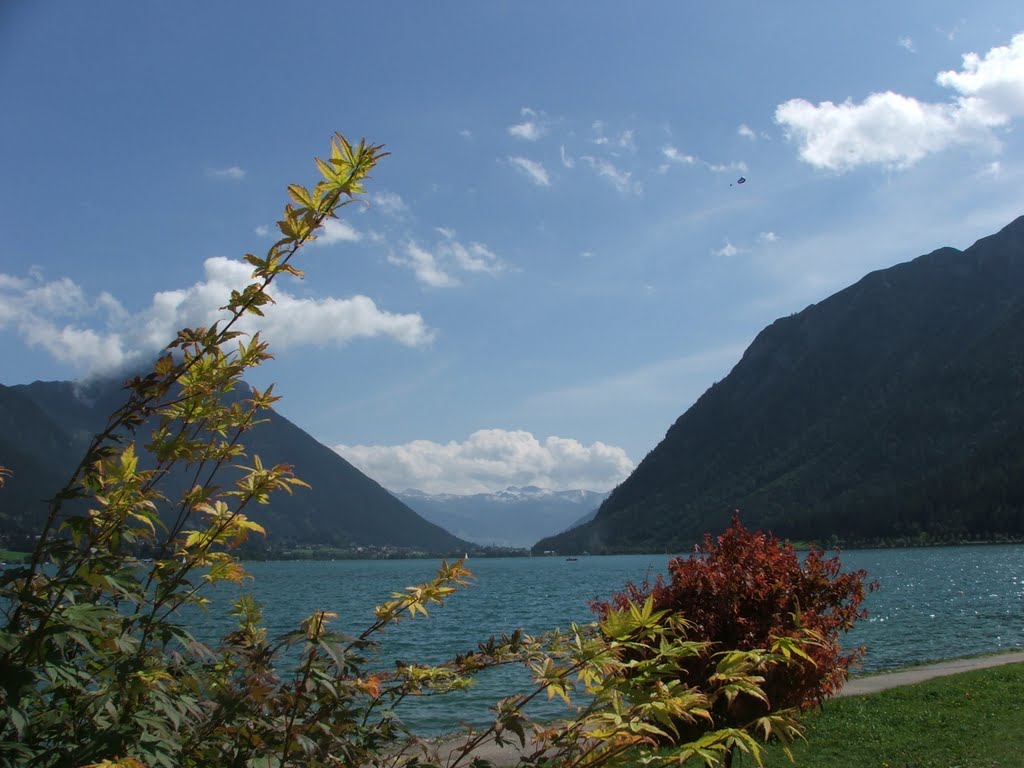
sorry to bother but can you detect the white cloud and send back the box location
[392,229,503,286]
[255,224,271,237]
[334,428,635,495]
[582,156,641,195]
[371,191,408,217]
[391,242,458,287]
[508,107,545,140]
[776,32,1024,172]
[588,120,633,150]
[898,36,916,53]
[776,92,969,171]
[315,218,362,244]
[712,241,739,257]
[437,227,504,275]
[707,160,749,174]
[662,145,696,165]
[0,259,433,376]
[936,34,1024,122]
[459,128,473,139]
[559,144,575,169]
[737,123,757,139]
[507,156,551,186]
[758,231,780,243]
[206,166,246,180]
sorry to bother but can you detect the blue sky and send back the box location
[2,2,1023,495]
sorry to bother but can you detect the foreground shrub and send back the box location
[594,516,873,754]
[0,137,821,767]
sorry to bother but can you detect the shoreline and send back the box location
[428,650,1024,766]
[839,648,1024,696]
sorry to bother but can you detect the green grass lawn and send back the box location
[743,662,1024,768]
[0,549,28,563]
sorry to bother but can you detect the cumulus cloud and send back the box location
[0,260,433,376]
[334,429,635,495]
[936,34,1024,121]
[737,124,757,139]
[897,36,916,53]
[392,228,503,287]
[206,166,246,180]
[507,156,551,186]
[508,107,546,140]
[776,32,1024,171]
[758,231,780,243]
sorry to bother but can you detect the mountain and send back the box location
[395,486,607,548]
[0,378,468,555]
[536,215,1024,554]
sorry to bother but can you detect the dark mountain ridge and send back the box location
[0,378,468,555]
[536,216,1024,554]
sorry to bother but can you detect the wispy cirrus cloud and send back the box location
[371,191,408,217]
[508,107,547,140]
[205,166,246,180]
[582,156,641,195]
[507,155,551,186]
[391,242,457,287]
[435,227,503,274]
[707,160,749,174]
[776,32,1024,172]
[712,241,740,258]
[392,228,504,287]
[662,145,696,165]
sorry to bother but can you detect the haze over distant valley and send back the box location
[394,486,607,549]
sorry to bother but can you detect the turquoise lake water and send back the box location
[189,545,1024,731]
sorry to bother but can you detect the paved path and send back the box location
[838,651,1024,697]
[431,652,1024,766]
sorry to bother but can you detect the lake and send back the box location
[190,545,1024,731]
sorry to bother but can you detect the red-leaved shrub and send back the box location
[593,515,874,730]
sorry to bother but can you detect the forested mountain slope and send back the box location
[536,216,1024,554]
[0,379,468,555]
